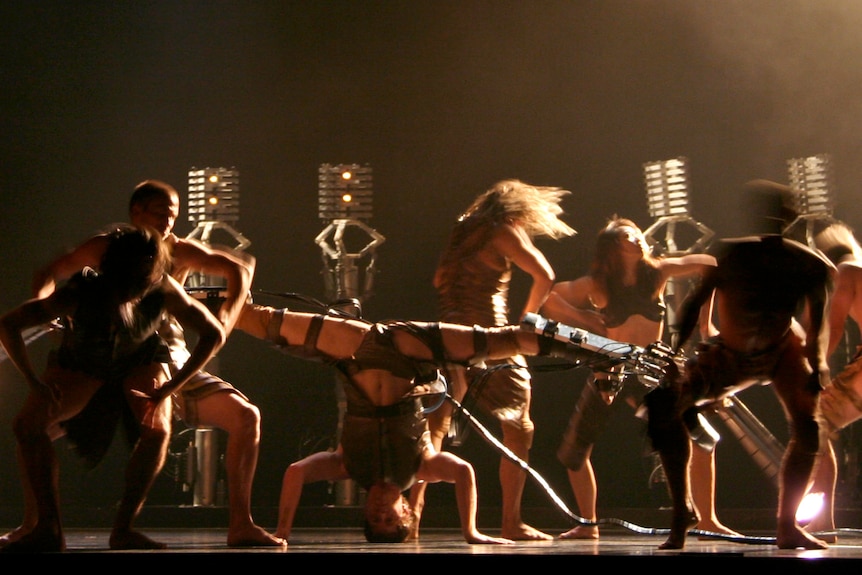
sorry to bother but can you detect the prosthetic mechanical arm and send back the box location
[521,312,681,388]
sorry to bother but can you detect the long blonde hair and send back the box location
[458,179,576,239]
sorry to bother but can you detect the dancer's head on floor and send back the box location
[363,481,415,543]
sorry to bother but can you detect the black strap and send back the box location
[538,318,559,355]
[303,314,326,355]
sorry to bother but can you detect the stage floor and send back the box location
[8,526,862,569]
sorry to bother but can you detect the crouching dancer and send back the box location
[0,226,225,552]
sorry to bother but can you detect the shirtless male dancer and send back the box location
[643,180,834,550]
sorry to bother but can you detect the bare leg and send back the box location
[2,423,65,553]
[657,437,698,550]
[559,461,599,539]
[499,422,552,541]
[193,392,284,547]
[108,421,170,550]
[772,365,828,550]
[805,437,837,542]
[110,372,173,551]
[1,370,100,554]
[776,439,829,549]
[0,447,39,548]
[648,397,698,548]
[690,444,742,537]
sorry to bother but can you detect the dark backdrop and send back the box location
[2,1,861,524]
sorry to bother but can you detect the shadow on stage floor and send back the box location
[3,506,862,569]
[10,526,862,570]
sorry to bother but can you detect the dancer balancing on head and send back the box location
[234,298,660,544]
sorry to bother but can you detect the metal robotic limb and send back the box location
[643,214,714,351]
[315,218,385,305]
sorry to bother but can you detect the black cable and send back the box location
[253,289,364,320]
[445,392,777,545]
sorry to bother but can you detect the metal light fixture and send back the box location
[642,157,714,256]
[185,167,251,291]
[315,163,384,304]
[783,153,838,247]
[318,163,374,221]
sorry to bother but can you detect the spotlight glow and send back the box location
[795,491,825,525]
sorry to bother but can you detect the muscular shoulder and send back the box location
[170,236,210,265]
[172,237,254,272]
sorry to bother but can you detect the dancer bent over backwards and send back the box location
[236,302,590,544]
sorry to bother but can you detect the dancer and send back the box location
[234,302,594,544]
[9,179,282,549]
[643,180,834,550]
[410,179,576,541]
[541,216,739,540]
[0,226,225,552]
[806,221,862,541]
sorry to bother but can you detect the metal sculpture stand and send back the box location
[175,220,251,507]
[643,214,714,351]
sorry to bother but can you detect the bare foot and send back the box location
[804,518,837,543]
[658,511,698,550]
[109,529,167,550]
[776,525,829,550]
[502,523,553,541]
[465,533,515,545]
[0,525,31,548]
[695,520,743,540]
[227,525,286,548]
[0,526,65,553]
[559,524,599,540]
